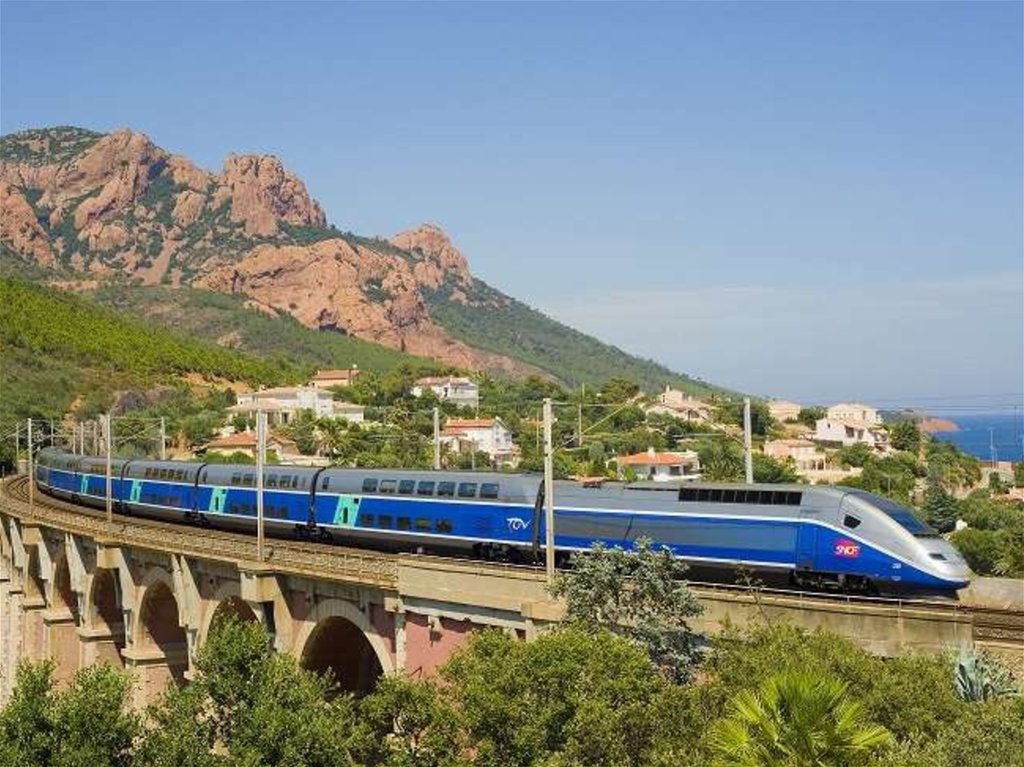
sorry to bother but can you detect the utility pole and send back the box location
[256,410,266,562]
[49,420,54,447]
[14,422,20,470]
[432,406,441,470]
[26,419,34,511]
[743,397,754,484]
[543,397,556,585]
[159,417,167,460]
[104,414,113,523]
[577,395,583,449]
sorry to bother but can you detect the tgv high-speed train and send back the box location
[33,448,970,592]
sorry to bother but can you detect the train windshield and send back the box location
[847,490,937,537]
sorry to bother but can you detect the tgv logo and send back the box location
[506,517,530,532]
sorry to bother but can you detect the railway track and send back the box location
[2,475,1022,645]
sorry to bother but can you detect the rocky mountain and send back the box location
[0,126,718,393]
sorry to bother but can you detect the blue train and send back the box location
[33,448,970,592]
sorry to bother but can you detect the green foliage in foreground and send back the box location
[1,615,1021,767]
[708,672,892,767]
[550,537,703,682]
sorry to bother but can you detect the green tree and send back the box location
[753,453,800,483]
[949,528,1002,575]
[695,438,745,481]
[889,421,922,453]
[0,660,139,767]
[136,617,356,767]
[550,538,703,682]
[708,671,892,767]
[440,627,670,767]
[352,674,467,767]
[922,479,959,533]
[1014,461,1024,488]
[796,406,826,428]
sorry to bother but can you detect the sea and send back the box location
[933,412,1024,463]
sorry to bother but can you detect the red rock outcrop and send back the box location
[219,154,325,237]
[390,222,473,290]
[0,181,54,266]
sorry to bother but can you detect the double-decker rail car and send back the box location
[32,448,970,592]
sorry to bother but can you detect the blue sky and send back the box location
[2,2,1021,406]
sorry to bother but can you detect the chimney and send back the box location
[647,446,656,459]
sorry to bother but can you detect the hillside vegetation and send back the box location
[0,278,291,422]
[426,277,720,395]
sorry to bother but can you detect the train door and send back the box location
[795,517,817,571]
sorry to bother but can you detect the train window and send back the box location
[291,476,301,490]
[399,480,416,495]
[436,519,453,534]
[679,487,698,502]
[437,481,456,497]
[771,492,788,505]
[480,483,500,499]
[266,475,278,488]
[377,515,392,528]
[396,517,412,531]
[243,474,255,487]
[321,476,330,490]
[415,518,432,531]
[199,470,207,484]
[362,478,378,493]
[458,483,478,498]
[722,489,737,503]
[416,481,436,496]
[379,479,397,494]
[929,552,947,561]
[786,492,803,505]
[144,468,152,478]
[843,515,862,529]
[230,473,242,485]
[358,514,374,527]
[696,488,710,502]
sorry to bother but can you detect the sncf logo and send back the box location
[834,539,861,558]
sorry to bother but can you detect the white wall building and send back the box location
[441,417,517,465]
[230,386,365,426]
[412,376,480,409]
[814,417,887,448]
[615,448,702,482]
[308,368,361,389]
[763,439,826,472]
[826,402,881,425]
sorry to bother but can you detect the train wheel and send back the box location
[317,528,334,544]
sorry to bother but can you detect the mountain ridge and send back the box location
[0,125,722,395]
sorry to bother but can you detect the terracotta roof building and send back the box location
[615,448,701,482]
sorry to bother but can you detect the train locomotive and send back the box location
[33,447,970,593]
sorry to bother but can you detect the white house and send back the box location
[826,402,881,425]
[440,417,517,465]
[230,386,365,426]
[412,376,480,409]
[615,448,701,482]
[768,400,802,423]
[814,417,887,449]
[202,431,300,460]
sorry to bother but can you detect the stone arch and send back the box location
[136,575,188,687]
[85,568,126,667]
[22,546,48,661]
[198,582,260,647]
[295,599,392,696]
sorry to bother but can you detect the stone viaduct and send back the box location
[1,477,1021,706]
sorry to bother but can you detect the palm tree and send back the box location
[709,670,891,767]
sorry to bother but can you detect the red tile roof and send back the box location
[446,418,499,429]
[615,451,698,466]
